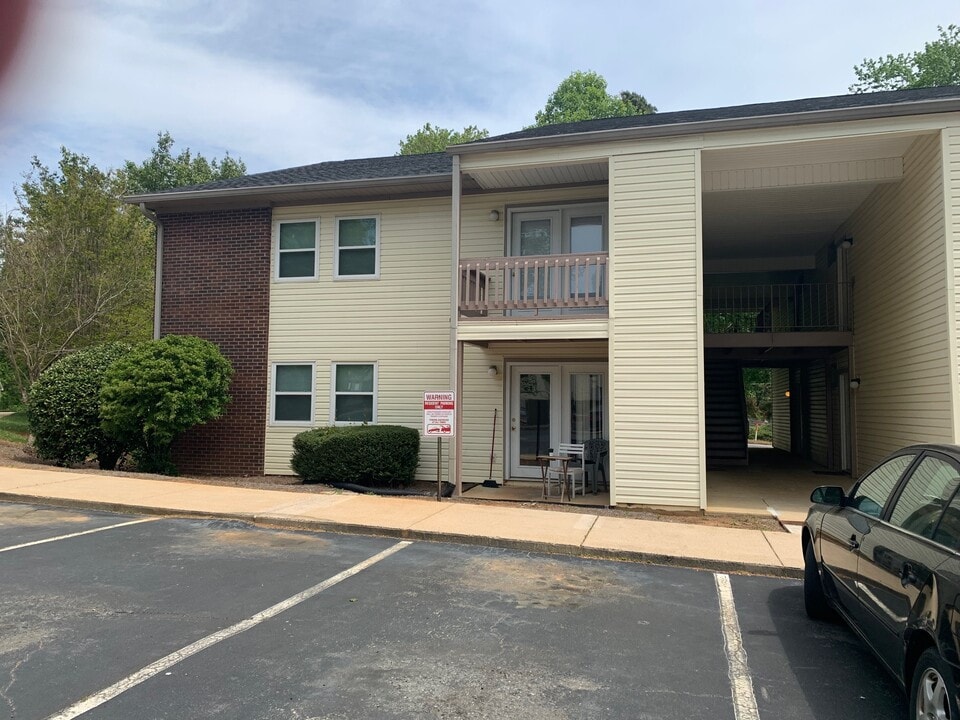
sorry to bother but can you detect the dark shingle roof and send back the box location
[131,86,960,203]
[139,152,452,195]
[473,85,960,145]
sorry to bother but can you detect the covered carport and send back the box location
[701,128,948,509]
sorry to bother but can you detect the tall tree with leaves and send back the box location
[0,150,155,401]
[850,24,960,93]
[124,131,247,192]
[398,123,489,155]
[533,70,657,127]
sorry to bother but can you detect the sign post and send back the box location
[423,392,456,501]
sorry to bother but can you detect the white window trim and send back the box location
[274,218,320,282]
[330,361,378,425]
[334,215,380,280]
[270,362,315,426]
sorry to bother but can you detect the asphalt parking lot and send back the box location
[1,501,905,719]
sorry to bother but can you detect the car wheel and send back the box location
[803,540,834,620]
[911,648,958,720]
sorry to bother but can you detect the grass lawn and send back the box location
[0,412,29,443]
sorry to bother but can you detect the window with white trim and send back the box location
[332,363,376,423]
[335,216,379,278]
[276,220,318,280]
[272,363,314,424]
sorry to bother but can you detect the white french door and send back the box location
[508,363,607,479]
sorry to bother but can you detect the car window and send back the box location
[889,456,960,538]
[850,454,916,518]
[933,482,960,550]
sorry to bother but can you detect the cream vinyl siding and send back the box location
[265,198,451,477]
[947,127,960,442]
[841,134,952,472]
[770,368,791,451]
[609,149,704,508]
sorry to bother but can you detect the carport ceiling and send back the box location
[702,183,879,260]
[701,132,921,261]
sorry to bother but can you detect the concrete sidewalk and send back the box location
[0,465,803,577]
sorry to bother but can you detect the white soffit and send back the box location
[700,132,923,261]
[465,161,608,190]
[702,183,878,260]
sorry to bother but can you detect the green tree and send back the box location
[533,70,657,127]
[397,123,489,155]
[124,131,247,193]
[619,90,657,116]
[0,353,21,410]
[100,335,233,475]
[28,342,132,468]
[850,24,960,92]
[743,368,772,441]
[0,150,155,401]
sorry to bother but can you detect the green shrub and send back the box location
[100,335,233,475]
[28,342,132,468]
[291,425,420,487]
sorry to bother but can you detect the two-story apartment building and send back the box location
[129,85,960,509]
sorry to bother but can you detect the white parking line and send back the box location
[0,518,160,554]
[715,573,760,720]
[45,540,413,720]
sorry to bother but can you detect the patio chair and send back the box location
[547,443,586,499]
[583,438,609,494]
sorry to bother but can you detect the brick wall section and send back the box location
[159,208,272,475]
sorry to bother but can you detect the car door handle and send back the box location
[901,563,919,589]
[847,534,860,551]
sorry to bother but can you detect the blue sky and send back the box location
[0,0,957,214]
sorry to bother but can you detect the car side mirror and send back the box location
[810,485,845,506]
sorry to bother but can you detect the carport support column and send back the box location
[609,149,705,508]
[451,155,463,496]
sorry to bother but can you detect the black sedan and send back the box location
[804,444,960,720]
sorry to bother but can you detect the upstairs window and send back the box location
[276,220,318,280]
[335,216,379,278]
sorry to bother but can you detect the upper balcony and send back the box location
[704,282,853,350]
[459,252,609,319]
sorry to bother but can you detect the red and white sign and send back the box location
[423,391,456,437]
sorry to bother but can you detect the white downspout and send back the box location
[138,202,163,339]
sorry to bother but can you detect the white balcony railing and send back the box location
[459,253,609,319]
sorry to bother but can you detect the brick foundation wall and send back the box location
[159,208,272,475]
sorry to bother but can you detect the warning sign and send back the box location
[423,391,456,437]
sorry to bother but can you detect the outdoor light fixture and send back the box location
[849,377,861,390]
[836,237,854,250]
[488,210,500,221]
[784,390,790,398]
[487,365,500,377]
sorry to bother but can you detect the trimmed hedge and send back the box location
[291,425,420,487]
